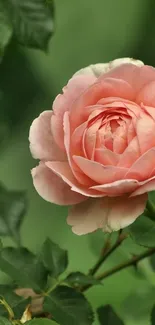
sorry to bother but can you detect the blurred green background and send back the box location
[1,0,155,324]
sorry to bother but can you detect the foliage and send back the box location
[151,305,155,325]
[44,286,94,325]
[41,238,68,278]
[0,183,27,244]
[65,272,101,287]
[26,320,58,325]
[129,215,155,247]
[97,305,124,325]
[0,0,54,59]
[0,179,155,324]
[0,237,94,325]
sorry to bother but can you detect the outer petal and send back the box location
[67,194,147,235]
[100,63,155,93]
[46,161,103,198]
[136,81,155,106]
[51,74,96,149]
[73,156,128,184]
[31,162,85,205]
[29,111,66,161]
[130,176,155,197]
[73,63,110,78]
[73,58,143,78]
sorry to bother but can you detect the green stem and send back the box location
[13,321,21,325]
[88,232,127,276]
[96,247,155,281]
[101,233,112,256]
[45,279,60,295]
[0,297,14,320]
[82,247,155,292]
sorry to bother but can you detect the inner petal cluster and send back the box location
[71,101,137,168]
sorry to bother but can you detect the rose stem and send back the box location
[82,247,155,292]
[97,247,155,280]
[101,233,112,256]
[88,231,127,276]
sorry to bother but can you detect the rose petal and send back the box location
[67,194,147,234]
[130,176,155,197]
[52,74,96,149]
[136,112,155,154]
[70,78,134,130]
[136,81,155,106]
[29,111,66,161]
[125,148,155,180]
[73,63,110,78]
[73,58,143,78]
[113,123,128,154]
[95,148,119,165]
[97,100,141,118]
[149,167,155,178]
[46,161,103,198]
[107,58,143,69]
[127,121,136,143]
[71,121,88,157]
[97,123,113,151]
[100,64,155,93]
[73,156,128,184]
[142,104,155,121]
[64,112,94,186]
[91,179,139,196]
[31,162,85,205]
[84,118,102,159]
[117,136,140,168]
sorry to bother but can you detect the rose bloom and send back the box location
[29,58,155,235]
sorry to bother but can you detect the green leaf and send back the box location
[122,287,155,322]
[151,305,155,324]
[13,297,31,319]
[0,247,48,292]
[43,285,94,325]
[97,305,124,325]
[0,284,30,318]
[3,0,54,50]
[0,2,12,60]
[41,238,68,278]
[65,272,101,287]
[26,319,58,325]
[0,183,27,241]
[150,253,155,270]
[0,317,12,325]
[0,285,19,317]
[0,239,3,250]
[129,215,155,247]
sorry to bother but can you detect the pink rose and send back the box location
[29,57,155,235]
